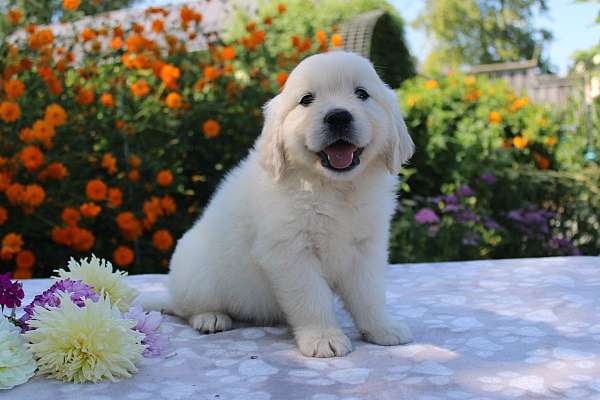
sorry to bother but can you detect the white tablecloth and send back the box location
[7,256,600,400]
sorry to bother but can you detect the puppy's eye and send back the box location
[355,87,369,101]
[299,93,314,106]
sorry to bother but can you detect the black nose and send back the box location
[325,109,353,128]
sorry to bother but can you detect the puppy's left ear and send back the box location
[382,87,415,175]
[256,94,287,180]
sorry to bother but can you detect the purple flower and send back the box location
[548,237,581,256]
[0,273,24,310]
[442,194,459,205]
[480,174,497,185]
[19,279,99,330]
[457,185,474,197]
[484,218,501,231]
[455,210,479,224]
[415,208,440,224]
[443,204,461,213]
[126,305,169,357]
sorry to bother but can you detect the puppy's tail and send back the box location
[134,287,177,315]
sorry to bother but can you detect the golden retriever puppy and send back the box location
[147,51,415,357]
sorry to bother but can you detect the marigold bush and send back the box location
[0,2,343,276]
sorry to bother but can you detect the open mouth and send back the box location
[317,140,364,172]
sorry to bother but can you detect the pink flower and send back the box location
[415,208,440,224]
[125,305,168,357]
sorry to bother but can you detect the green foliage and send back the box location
[414,0,552,73]
[389,72,599,263]
[227,0,415,87]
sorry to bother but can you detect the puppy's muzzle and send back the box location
[319,108,363,172]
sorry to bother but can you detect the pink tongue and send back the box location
[323,142,357,169]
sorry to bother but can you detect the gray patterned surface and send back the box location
[8,256,600,400]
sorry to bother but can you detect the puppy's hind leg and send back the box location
[189,312,233,334]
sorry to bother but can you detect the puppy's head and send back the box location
[257,51,414,181]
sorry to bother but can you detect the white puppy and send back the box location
[154,51,414,357]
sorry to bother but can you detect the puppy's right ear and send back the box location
[256,95,286,180]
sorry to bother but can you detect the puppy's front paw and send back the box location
[362,320,413,346]
[296,329,352,358]
[189,312,232,334]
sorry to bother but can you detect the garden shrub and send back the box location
[0,2,344,277]
[390,73,599,263]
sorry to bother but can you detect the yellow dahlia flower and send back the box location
[0,316,37,390]
[25,293,144,383]
[54,255,138,312]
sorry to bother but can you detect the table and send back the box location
[8,256,600,400]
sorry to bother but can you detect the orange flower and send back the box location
[532,152,550,170]
[80,202,101,218]
[108,187,123,208]
[72,228,95,252]
[20,145,44,171]
[100,93,114,107]
[276,71,288,87]
[2,233,23,257]
[463,76,476,85]
[128,169,140,182]
[63,0,80,11]
[315,30,326,45]
[246,22,257,32]
[202,119,221,138]
[151,19,164,33]
[544,136,558,146]
[131,80,150,97]
[5,183,25,205]
[62,208,81,226]
[156,170,173,186]
[180,6,201,23]
[251,30,265,46]
[221,46,236,61]
[5,79,25,98]
[32,119,56,146]
[160,195,176,215]
[81,28,96,42]
[0,173,11,192]
[110,37,124,50]
[165,92,182,109]
[44,103,67,126]
[152,229,174,252]
[160,64,180,86]
[7,9,22,24]
[331,33,343,48]
[263,16,273,25]
[424,80,439,89]
[510,96,529,112]
[488,111,502,124]
[101,153,117,175]
[86,179,107,201]
[128,155,142,168]
[116,212,143,241]
[277,3,287,14]
[39,162,68,180]
[465,89,482,101]
[512,136,529,149]
[0,101,21,122]
[76,87,95,105]
[113,246,134,266]
[23,185,45,209]
[15,250,35,269]
[0,207,7,225]
[203,66,219,81]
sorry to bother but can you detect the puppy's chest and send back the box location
[294,189,376,249]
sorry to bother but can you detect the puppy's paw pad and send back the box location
[363,321,413,346]
[189,312,232,334]
[297,329,352,358]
